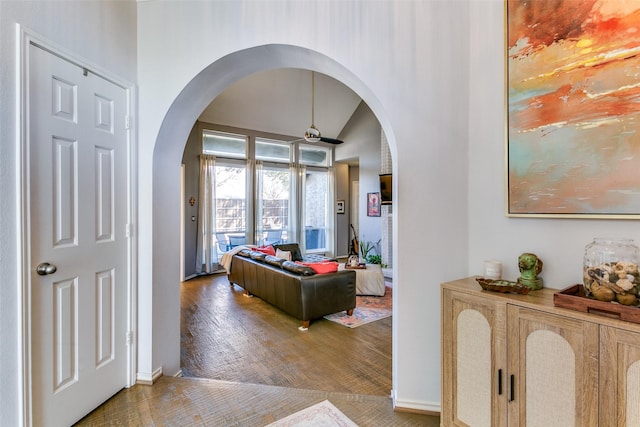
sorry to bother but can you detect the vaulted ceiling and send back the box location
[198,68,363,142]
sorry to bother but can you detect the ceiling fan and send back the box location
[295,71,344,145]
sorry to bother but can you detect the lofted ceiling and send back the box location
[198,68,363,142]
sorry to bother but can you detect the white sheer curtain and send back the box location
[254,160,264,244]
[325,166,336,257]
[289,163,304,247]
[196,154,219,274]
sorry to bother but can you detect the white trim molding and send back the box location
[136,367,163,386]
[392,389,441,415]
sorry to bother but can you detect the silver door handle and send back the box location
[36,262,57,275]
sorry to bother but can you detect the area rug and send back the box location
[323,282,392,328]
[266,400,358,427]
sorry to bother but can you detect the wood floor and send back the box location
[180,273,392,395]
[76,273,440,426]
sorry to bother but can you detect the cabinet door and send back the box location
[600,326,640,427]
[442,289,507,427]
[507,306,599,427]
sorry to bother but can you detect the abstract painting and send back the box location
[507,0,640,217]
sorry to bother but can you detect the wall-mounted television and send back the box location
[379,173,392,205]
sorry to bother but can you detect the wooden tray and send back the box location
[475,278,531,295]
[345,263,367,270]
[553,284,640,324]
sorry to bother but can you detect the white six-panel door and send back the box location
[28,43,129,427]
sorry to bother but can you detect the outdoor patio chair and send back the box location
[263,230,283,246]
[216,232,230,253]
[228,234,246,248]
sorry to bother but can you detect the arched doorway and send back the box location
[149,44,398,390]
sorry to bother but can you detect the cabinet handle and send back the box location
[510,374,515,401]
[498,369,503,395]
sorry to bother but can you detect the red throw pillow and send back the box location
[255,245,276,256]
[297,261,339,274]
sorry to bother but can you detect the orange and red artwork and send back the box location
[508,0,640,217]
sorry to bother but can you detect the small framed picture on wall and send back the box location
[336,200,345,214]
[367,192,380,217]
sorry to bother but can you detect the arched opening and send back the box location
[150,44,398,392]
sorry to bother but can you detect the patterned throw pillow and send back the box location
[273,244,303,261]
[275,249,292,261]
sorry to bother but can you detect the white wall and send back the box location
[138,0,470,411]
[467,1,640,288]
[0,1,137,425]
[336,102,383,247]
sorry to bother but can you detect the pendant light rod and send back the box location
[311,71,315,126]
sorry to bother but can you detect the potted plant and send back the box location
[359,238,381,264]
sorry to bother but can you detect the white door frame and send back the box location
[16,26,138,426]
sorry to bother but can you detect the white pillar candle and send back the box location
[484,260,502,280]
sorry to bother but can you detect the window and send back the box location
[203,130,247,159]
[200,128,335,255]
[300,145,331,167]
[256,138,291,163]
[214,161,248,254]
[256,163,290,245]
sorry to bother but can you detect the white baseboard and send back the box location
[136,366,163,385]
[391,389,441,415]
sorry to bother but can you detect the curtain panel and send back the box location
[195,154,220,274]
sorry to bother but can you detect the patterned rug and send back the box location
[323,283,392,328]
[266,400,358,427]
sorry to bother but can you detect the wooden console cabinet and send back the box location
[441,277,640,427]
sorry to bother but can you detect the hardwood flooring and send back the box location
[180,273,392,395]
[76,273,440,426]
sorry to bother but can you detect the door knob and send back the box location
[36,262,57,275]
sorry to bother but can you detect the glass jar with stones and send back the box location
[583,238,640,306]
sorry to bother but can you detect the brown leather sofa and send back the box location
[228,248,356,330]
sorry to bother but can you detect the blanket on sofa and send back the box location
[220,245,255,273]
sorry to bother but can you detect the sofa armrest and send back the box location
[299,270,356,320]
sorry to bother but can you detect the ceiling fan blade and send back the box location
[319,136,344,145]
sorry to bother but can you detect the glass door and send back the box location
[302,168,334,253]
[256,163,290,246]
[214,161,248,256]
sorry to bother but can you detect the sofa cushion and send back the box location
[264,255,286,268]
[237,249,252,257]
[298,261,339,274]
[249,251,267,261]
[274,243,303,262]
[282,261,316,276]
